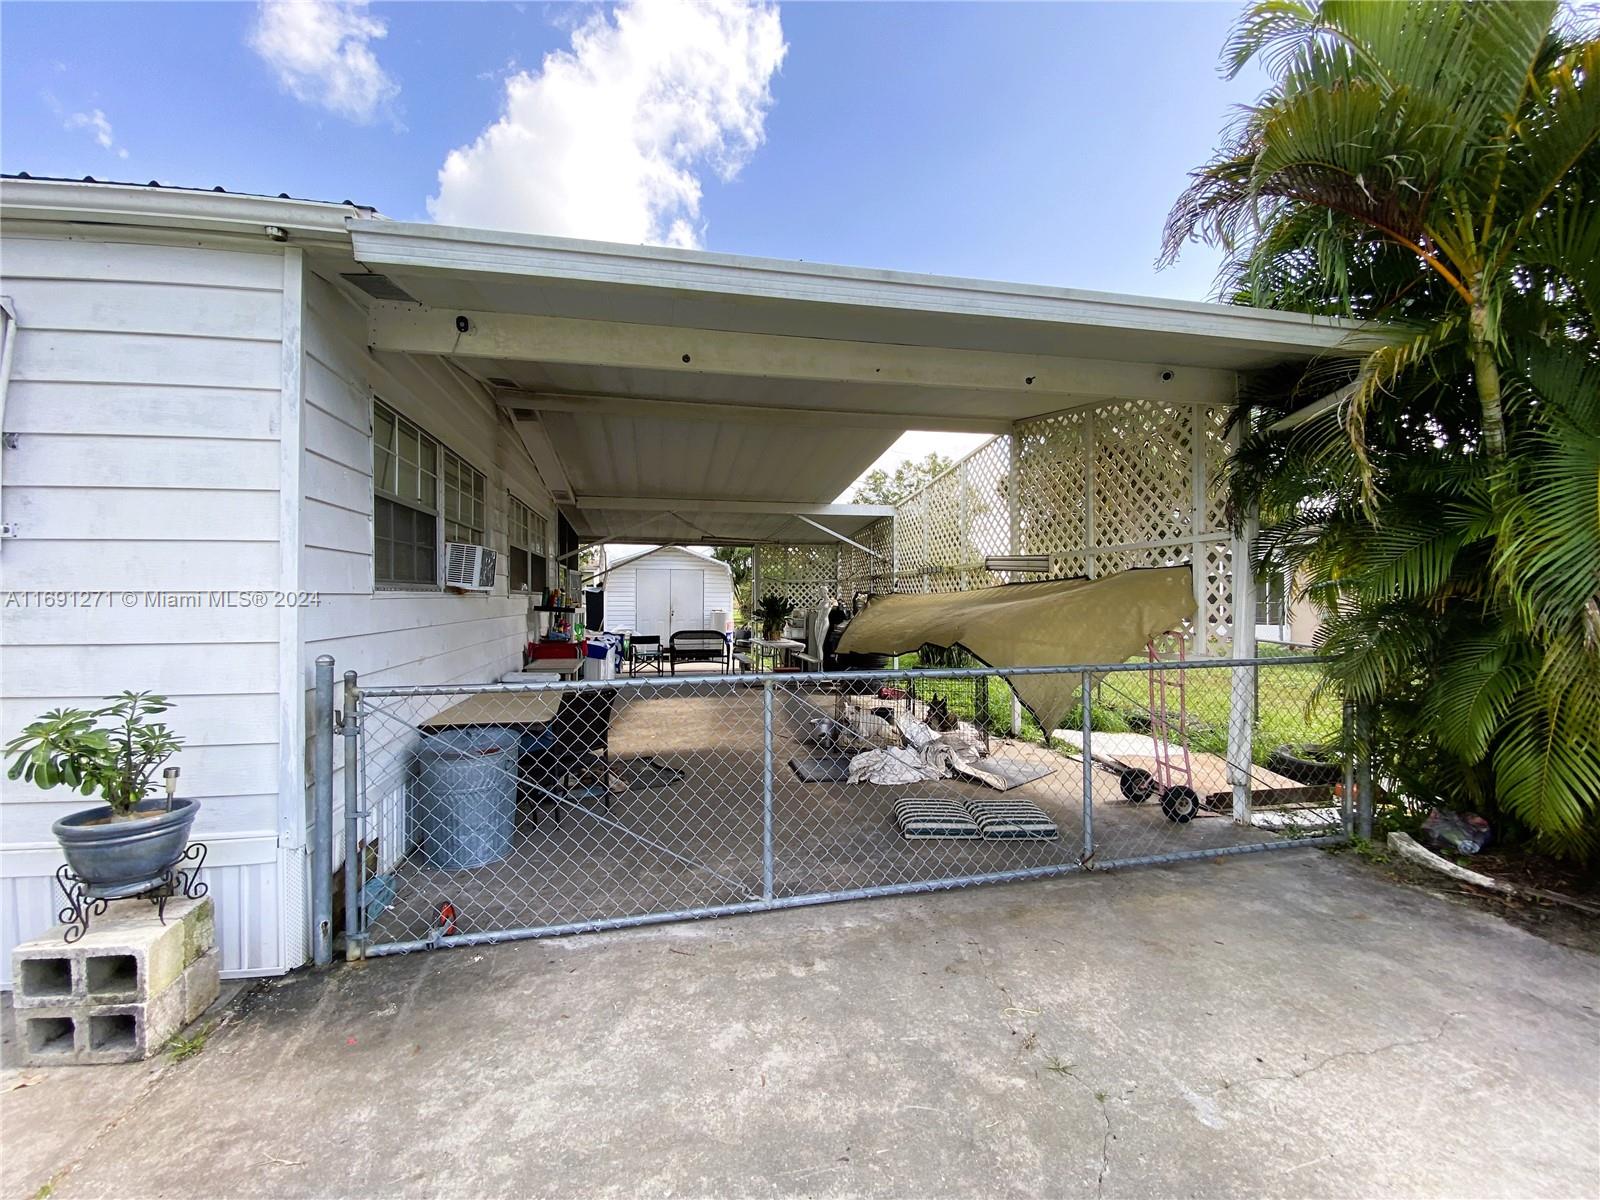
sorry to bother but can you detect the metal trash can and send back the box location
[407,725,519,870]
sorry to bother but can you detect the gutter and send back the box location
[0,178,373,244]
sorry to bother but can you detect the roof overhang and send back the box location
[350,222,1385,545]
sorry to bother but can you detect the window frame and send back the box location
[507,492,549,595]
[371,399,492,592]
[372,400,441,591]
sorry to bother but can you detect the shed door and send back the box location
[635,568,704,638]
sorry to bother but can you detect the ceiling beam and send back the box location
[794,514,886,559]
[571,495,895,517]
[495,388,1010,435]
[369,303,1237,406]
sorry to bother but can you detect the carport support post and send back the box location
[1227,508,1259,825]
[312,655,335,967]
[761,680,775,900]
[343,670,364,961]
[1080,671,1094,863]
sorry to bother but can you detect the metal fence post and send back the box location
[342,669,363,961]
[1355,700,1374,841]
[761,679,775,902]
[1080,671,1094,863]
[1341,696,1356,840]
[312,655,335,967]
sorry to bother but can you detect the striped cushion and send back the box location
[965,799,1060,841]
[894,798,981,840]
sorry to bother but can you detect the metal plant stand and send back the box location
[54,842,209,944]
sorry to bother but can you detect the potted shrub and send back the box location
[757,593,796,640]
[5,692,194,895]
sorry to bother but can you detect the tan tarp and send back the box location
[836,566,1196,733]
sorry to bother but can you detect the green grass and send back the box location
[893,651,1338,762]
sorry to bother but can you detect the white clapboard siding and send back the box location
[4,434,280,490]
[299,271,552,688]
[297,270,556,904]
[0,229,295,982]
[2,381,281,439]
[3,486,280,542]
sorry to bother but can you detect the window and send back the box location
[373,401,439,587]
[372,400,489,588]
[1255,570,1288,626]
[507,494,548,594]
[442,450,487,545]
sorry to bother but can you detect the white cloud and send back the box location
[249,0,399,123]
[65,109,128,159]
[430,0,786,247]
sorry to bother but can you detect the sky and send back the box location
[1,0,1266,499]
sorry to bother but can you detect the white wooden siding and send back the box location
[602,547,733,633]
[0,230,290,986]
[297,270,557,896]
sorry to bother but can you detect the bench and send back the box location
[669,630,729,674]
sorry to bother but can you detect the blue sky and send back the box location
[2,0,1264,485]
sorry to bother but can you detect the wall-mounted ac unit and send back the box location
[444,542,497,592]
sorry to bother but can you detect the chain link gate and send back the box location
[338,658,1349,959]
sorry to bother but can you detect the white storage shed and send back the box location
[600,546,735,639]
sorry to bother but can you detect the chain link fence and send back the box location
[343,657,1347,957]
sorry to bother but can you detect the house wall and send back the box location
[295,268,557,937]
[0,227,295,985]
[603,548,734,633]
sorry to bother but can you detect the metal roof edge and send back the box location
[0,176,376,242]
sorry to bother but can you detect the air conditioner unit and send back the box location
[443,542,497,592]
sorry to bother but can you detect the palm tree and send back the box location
[1163,0,1600,855]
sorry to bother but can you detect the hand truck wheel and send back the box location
[1161,785,1201,823]
[1119,768,1157,803]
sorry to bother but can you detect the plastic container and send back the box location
[407,725,519,870]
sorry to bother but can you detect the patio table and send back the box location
[420,690,562,731]
[750,637,805,673]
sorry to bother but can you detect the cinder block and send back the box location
[181,948,222,1025]
[12,897,214,1010]
[21,1010,79,1060]
[16,950,220,1066]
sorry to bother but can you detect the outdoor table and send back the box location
[750,637,805,673]
[420,690,562,731]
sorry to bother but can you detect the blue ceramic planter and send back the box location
[53,798,200,895]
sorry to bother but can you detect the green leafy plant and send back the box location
[5,692,185,818]
[1163,1,1600,858]
[756,593,796,639]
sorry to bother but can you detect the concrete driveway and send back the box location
[5,851,1597,1199]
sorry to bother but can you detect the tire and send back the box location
[1266,743,1343,786]
[1161,785,1201,823]
[1119,769,1157,803]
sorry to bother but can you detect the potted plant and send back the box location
[5,692,193,895]
[757,593,796,640]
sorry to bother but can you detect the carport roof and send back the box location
[351,221,1381,547]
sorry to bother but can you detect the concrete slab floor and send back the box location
[4,851,1596,1199]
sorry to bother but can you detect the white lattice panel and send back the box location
[755,544,840,611]
[1016,414,1086,557]
[838,517,895,601]
[1091,401,1195,546]
[754,400,1236,646]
